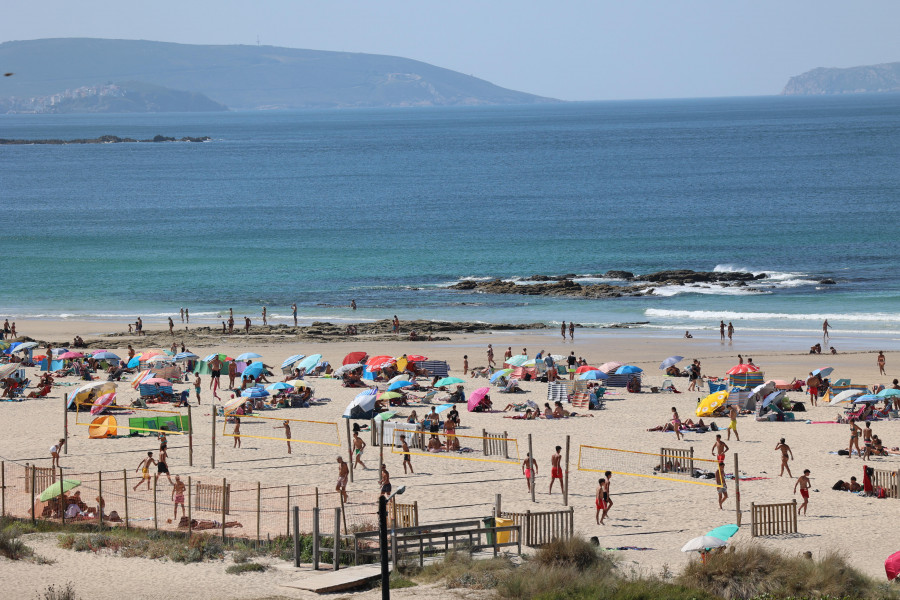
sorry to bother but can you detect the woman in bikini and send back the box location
[671,407,682,441]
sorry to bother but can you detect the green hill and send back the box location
[0,38,554,111]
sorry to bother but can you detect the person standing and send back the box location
[50,438,65,469]
[353,432,367,469]
[180,308,184,323]
[185,308,189,324]
[262,306,267,326]
[806,372,821,406]
[232,416,242,448]
[567,351,577,380]
[848,419,862,458]
[193,373,201,404]
[569,321,574,340]
[862,421,874,461]
[712,434,729,463]
[775,438,793,477]
[172,476,186,521]
[601,471,613,522]
[273,420,292,454]
[504,347,512,361]
[727,404,740,441]
[487,344,495,367]
[794,469,811,515]
[291,303,298,326]
[133,452,156,491]
[823,319,830,340]
[595,477,607,525]
[462,355,468,376]
[727,322,734,341]
[336,457,349,502]
[379,465,392,498]
[209,355,221,390]
[350,299,357,311]
[400,435,414,474]
[715,463,728,509]
[522,453,537,492]
[156,447,174,486]
[719,320,725,341]
[168,317,174,335]
[561,321,566,341]
[549,446,564,495]
[671,407,683,441]
[877,351,886,375]
[244,317,251,334]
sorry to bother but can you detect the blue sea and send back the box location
[2,95,900,341]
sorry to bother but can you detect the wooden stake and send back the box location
[98,471,103,527]
[379,420,384,474]
[734,453,742,527]
[63,394,68,454]
[345,418,354,483]
[211,411,216,469]
[256,481,261,545]
[221,477,227,542]
[153,477,158,530]
[563,435,571,507]
[187,476,192,537]
[495,493,501,517]
[30,466,35,524]
[59,467,65,525]
[187,405,193,467]
[333,507,341,571]
[528,433,535,502]
[1,461,5,518]
[286,485,290,537]
[123,469,129,529]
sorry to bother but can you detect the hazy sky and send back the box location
[4,1,899,100]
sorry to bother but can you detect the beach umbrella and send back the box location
[579,370,609,380]
[726,364,760,375]
[141,378,171,386]
[467,387,490,412]
[334,364,362,377]
[131,369,154,389]
[127,356,141,368]
[877,388,900,398]
[173,352,198,361]
[828,389,864,405]
[92,351,121,361]
[405,355,428,363]
[885,551,900,581]
[375,410,397,421]
[143,354,172,364]
[854,394,881,404]
[0,363,20,378]
[223,396,247,414]
[659,356,684,370]
[505,355,529,367]
[615,365,642,375]
[58,351,84,360]
[388,374,410,384]
[811,367,834,378]
[281,354,305,369]
[297,354,323,372]
[343,351,368,365]
[39,479,81,502]
[761,390,785,408]
[575,366,598,374]
[696,390,729,417]
[90,392,116,416]
[388,380,414,391]
[237,352,262,361]
[0,341,10,350]
[435,377,464,388]
[681,535,727,553]
[11,341,39,353]
[241,387,269,398]
[242,362,265,379]
[367,355,395,368]
[265,382,294,392]
[69,381,117,407]
[286,379,309,388]
[380,391,404,401]
[597,361,623,374]
[490,369,513,384]
[706,524,739,542]
[344,389,378,418]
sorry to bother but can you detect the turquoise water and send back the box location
[2,95,900,335]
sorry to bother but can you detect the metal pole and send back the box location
[187,405,193,467]
[733,453,742,527]
[1,461,5,518]
[63,394,68,454]
[211,411,216,469]
[528,434,535,502]
[563,435,570,506]
[312,507,320,569]
[495,493,501,518]
[256,482,261,545]
[379,421,384,474]
[59,467,65,525]
[293,505,301,568]
[345,418,354,483]
[379,495,390,600]
[286,485,290,536]
[333,507,341,571]
[123,469,129,529]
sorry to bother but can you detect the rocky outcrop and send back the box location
[0,135,211,145]
[634,270,763,284]
[783,62,900,95]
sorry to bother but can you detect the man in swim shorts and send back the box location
[522,453,537,493]
[400,435,414,474]
[715,463,728,509]
[133,452,156,491]
[380,465,392,498]
[711,434,729,464]
[353,432,367,469]
[172,475,186,520]
[156,446,174,486]
[601,471,613,522]
[595,478,607,525]
[549,446,564,495]
[727,405,740,441]
[794,469,811,515]
[336,457,349,502]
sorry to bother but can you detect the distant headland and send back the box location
[783,61,900,95]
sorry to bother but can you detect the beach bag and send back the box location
[832,480,844,490]
[876,486,886,499]
[792,402,806,412]
[837,449,849,456]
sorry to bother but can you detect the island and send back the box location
[782,62,900,95]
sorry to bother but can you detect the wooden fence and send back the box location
[24,465,55,493]
[750,500,797,537]
[482,429,510,458]
[871,468,900,498]
[390,501,419,529]
[499,507,574,547]
[659,447,695,474]
[194,481,231,514]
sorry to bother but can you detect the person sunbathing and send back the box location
[553,401,570,418]
[504,401,529,412]
[427,435,444,452]
[843,476,862,492]
[543,403,554,418]
[27,384,51,398]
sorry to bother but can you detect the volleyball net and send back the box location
[389,428,520,465]
[75,404,189,436]
[577,445,724,488]
[222,413,341,447]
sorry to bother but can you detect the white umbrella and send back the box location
[751,381,776,397]
[389,374,410,384]
[0,363,20,378]
[334,363,363,377]
[12,341,39,353]
[659,355,684,370]
[681,535,727,553]
[828,389,864,406]
[762,390,785,408]
[343,389,378,418]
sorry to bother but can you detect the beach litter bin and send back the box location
[482,517,496,544]
[494,518,513,544]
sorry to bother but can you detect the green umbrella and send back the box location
[706,524,739,541]
[434,377,464,387]
[39,479,81,502]
[380,391,404,400]
[375,410,397,421]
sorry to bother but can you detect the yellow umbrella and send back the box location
[696,390,729,417]
[286,380,309,388]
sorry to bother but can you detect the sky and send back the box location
[4,1,899,101]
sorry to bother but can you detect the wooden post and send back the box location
[413,500,419,528]
[482,428,487,455]
[30,466,36,524]
[528,434,535,502]
[256,482,261,545]
[153,477,158,530]
[495,493,502,518]
[187,476,192,537]
[286,485,291,536]
[312,506,320,570]
[294,505,302,568]
[333,507,341,571]
[504,431,509,459]
[221,477,227,542]
[187,405,193,467]
[791,499,798,533]
[63,394,68,454]
[563,435,570,506]
[59,467,65,525]
[1,462,5,518]
[123,469,129,529]
[525,509,531,546]
[344,418,354,483]
[98,471,102,527]
[340,491,348,535]
[211,411,216,469]
[733,453,741,526]
[315,487,319,508]
[379,420,384,475]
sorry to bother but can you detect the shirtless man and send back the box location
[595,477,607,525]
[561,321,566,341]
[601,471,613,522]
[156,447,174,486]
[209,355,221,389]
[172,475,186,520]
[711,435,729,464]
[487,344,495,367]
[794,469,811,515]
[168,317,174,335]
[50,438,65,469]
[726,405,740,441]
[180,308,184,323]
[522,453,537,492]
[133,452,156,491]
[775,438,793,477]
[719,320,725,341]
[244,317,251,334]
[184,308,189,324]
[262,306,267,326]
[193,373,201,404]
[568,321,574,340]
[877,351,886,376]
[400,435,414,474]
[336,457,349,502]
[822,319,830,340]
[504,347,512,361]
[228,361,237,389]
[379,465,392,498]
[549,446,564,495]
[291,303,298,327]
[462,355,468,376]
[806,372,821,406]
[862,421,874,461]
[273,420,292,454]
[233,416,241,448]
[352,432,367,469]
[715,463,728,509]
[727,322,734,341]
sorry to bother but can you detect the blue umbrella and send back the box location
[281,354,305,369]
[811,367,834,378]
[297,354,322,372]
[93,352,121,361]
[242,362,265,378]
[173,352,198,361]
[706,524,739,541]
[659,356,684,370]
[203,353,226,362]
[490,369,513,384]
[388,380,414,391]
[266,382,294,392]
[241,387,269,398]
[237,352,262,362]
[615,365,643,375]
[854,394,882,404]
[877,388,900,398]
[127,356,140,368]
[579,370,609,380]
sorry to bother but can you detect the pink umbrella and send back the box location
[726,364,760,375]
[58,351,84,359]
[91,392,116,416]
[467,387,490,412]
[142,378,171,386]
[597,361,623,374]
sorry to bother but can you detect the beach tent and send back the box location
[88,415,118,439]
[343,389,378,420]
[696,390,728,417]
[193,353,231,375]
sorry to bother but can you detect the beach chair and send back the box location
[415,390,437,404]
[570,392,590,410]
[547,382,570,403]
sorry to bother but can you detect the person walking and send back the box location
[775,438,793,477]
[794,469,811,515]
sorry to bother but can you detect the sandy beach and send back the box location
[1,318,898,598]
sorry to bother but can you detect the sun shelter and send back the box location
[344,389,378,419]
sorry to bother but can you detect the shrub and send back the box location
[37,583,78,600]
[225,562,267,575]
[0,528,34,560]
[532,536,612,573]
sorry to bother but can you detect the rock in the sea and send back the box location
[819,279,836,285]
[603,270,635,280]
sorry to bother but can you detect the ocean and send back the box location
[3,95,900,341]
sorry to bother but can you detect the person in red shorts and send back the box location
[595,477,607,525]
[522,453,537,493]
[794,469,811,515]
[549,445,564,495]
[711,434,729,464]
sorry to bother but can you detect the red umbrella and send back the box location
[58,351,84,359]
[726,364,760,375]
[367,355,395,369]
[343,351,368,365]
[575,366,599,374]
[467,387,490,412]
[886,551,900,580]
[405,355,428,363]
[90,392,116,416]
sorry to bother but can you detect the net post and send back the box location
[211,410,216,469]
[187,404,193,467]
[30,465,36,524]
[504,431,509,459]
[333,507,341,571]
[0,461,4,518]
[256,481,261,546]
[294,505,302,568]
[187,476,192,538]
[528,434,535,503]
[98,471,102,527]
[315,486,319,508]
[345,418,354,483]
[340,492,348,534]
[286,485,291,536]
[59,467,65,525]
[221,477,227,542]
[414,500,419,527]
[312,506,320,570]
[153,476,158,530]
[123,469,129,529]
[563,435,570,506]
[482,429,487,455]
[733,453,741,526]
[379,420,385,474]
[63,394,68,454]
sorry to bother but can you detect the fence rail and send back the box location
[499,507,574,547]
[659,447,695,474]
[871,468,900,498]
[482,429,510,458]
[750,500,798,537]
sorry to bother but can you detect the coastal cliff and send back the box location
[782,62,900,95]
